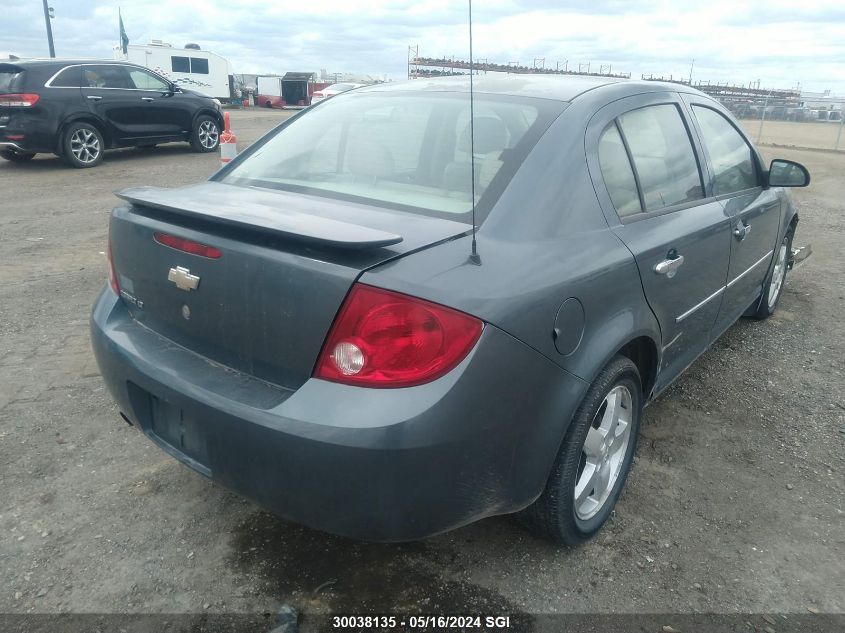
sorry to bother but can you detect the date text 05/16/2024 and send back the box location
[332,615,513,629]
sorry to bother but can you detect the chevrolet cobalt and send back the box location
[91,76,810,544]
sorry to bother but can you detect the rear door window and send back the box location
[691,105,759,195]
[617,104,703,211]
[598,123,642,217]
[82,65,132,89]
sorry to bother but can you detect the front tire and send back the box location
[753,229,793,319]
[190,115,220,153]
[61,122,104,168]
[0,149,36,163]
[520,355,643,545]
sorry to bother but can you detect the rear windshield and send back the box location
[220,91,564,221]
[0,70,21,93]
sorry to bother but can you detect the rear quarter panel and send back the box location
[6,66,81,153]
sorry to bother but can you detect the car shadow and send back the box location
[0,143,210,171]
[228,509,541,630]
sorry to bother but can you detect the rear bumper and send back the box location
[0,141,28,153]
[91,289,587,541]
[0,114,58,154]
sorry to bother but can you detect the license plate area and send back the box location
[127,382,212,477]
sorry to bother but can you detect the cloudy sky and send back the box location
[5,0,844,93]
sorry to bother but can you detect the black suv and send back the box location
[0,59,224,168]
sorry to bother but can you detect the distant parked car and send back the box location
[0,59,223,168]
[310,82,365,105]
[92,75,810,544]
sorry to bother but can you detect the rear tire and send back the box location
[753,229,793,319]
[61,122,104,168]
[190,115,220,153]
[519,355,642,545]
[0,149,36,162]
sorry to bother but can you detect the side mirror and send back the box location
[768,159,810,188]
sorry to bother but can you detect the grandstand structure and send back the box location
[407,47,630,80]
[407,48,830,122]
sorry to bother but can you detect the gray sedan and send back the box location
[91,75,809,544]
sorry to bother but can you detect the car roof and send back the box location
[360,74,709,103]
[4,58,142,69]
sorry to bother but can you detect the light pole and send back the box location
[42,0,55,58]
[757,89,773,143]
[688,59,695,85]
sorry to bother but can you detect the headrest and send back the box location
[458,116,508,154]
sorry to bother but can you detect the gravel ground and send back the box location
[0,109,842,630]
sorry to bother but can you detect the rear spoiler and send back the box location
[116,184,404,250]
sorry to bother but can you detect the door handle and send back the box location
[141,97,155,102]
[654,254,685,276]
[733,223,752,241]
[86,95,102,101]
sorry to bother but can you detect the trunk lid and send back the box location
[109,181,470,390]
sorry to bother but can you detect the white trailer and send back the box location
[256,76,284,108]
[114,40,233,100]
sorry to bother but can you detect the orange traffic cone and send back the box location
[220,111,237,166]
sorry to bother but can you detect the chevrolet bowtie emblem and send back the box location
[167,266,200,291]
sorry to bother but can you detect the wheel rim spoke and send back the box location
[582,427,605,458]
[608,418,628,454]
[595,461,612,498]
[574,462,599,509]
[599,389,619,431]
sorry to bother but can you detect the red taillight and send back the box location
[314,284,483,388]
[154,232,222,259]
[0,93,40,107]
[107,228,120,296]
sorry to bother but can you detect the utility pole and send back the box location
[42,0,55,58]
[757,89,773,143]
[688,58,695,85]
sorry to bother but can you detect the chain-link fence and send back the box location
[736,103,845,152]
[674,81,844,152]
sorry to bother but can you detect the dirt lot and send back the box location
[1,109,843,631]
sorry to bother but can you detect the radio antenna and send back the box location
[467,0,481,265]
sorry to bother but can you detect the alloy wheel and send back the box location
[70,128,101,164]
[768,242,788,308]
[574,385,633,520]
[198,120,219,149]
